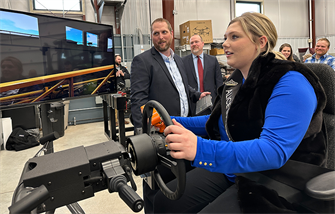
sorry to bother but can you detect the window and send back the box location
[30,0,85,15]
[236,0,263,17]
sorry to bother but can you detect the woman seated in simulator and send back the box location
[151,12,326,213]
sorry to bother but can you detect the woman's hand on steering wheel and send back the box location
[164,119,197,161]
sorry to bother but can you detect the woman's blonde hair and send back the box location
[229,12,278,56]
[272,51,286,60]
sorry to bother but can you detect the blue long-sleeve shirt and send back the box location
[172,71,317,182]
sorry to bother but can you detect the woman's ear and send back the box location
[259,36,268,49]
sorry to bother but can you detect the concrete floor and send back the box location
[0,121,144,214]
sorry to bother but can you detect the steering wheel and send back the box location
[127,100,186,200]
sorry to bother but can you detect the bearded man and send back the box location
[130,18,209,213]
[304,38,335,70]
[130,18,209,130]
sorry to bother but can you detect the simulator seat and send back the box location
[305,63,335,170]
[238,63,335,213]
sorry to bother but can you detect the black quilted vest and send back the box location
[206,53,327,166]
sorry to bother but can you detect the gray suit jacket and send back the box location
[182,53,223,115]
[130,47,200,129]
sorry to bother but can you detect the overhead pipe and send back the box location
[308,0,316,48]
[120,18,125,63]
[115,9,121,34]
[115,0,127,63]
[162,0,175,51]
[92,0,98,23]
[311,0,316,48]
[115,0,127,34]
[230,0,235,21]
[149,0,152,47]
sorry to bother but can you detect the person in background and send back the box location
[279,43,301,62]
[114,54,130,125]
[303,53,313,62]
[115,54,130,88]
[305,38,335,70]
[1,56,25,82]
[279,43,295,61]
[0,56,41,104]
[152,12,326,213]
[130,17,209,213]
[28,69,38,78]
[1,56,26,104]
[182,34,223,115]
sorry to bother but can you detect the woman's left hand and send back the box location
[164,119,197,161]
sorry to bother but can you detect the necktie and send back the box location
[197,56,204,92]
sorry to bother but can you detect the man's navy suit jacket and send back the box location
[130,47,200,129]
[182,53,223,115]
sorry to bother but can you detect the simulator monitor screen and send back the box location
[87,32,98,47]
[66,26,84,45]
[107,38,113,52]
[0,9,116,110]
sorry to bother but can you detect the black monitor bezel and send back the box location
[0,8,116,111]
